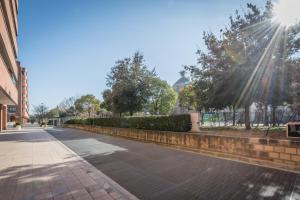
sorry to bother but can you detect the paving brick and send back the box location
[90,189,107,199]
[0,128,137,200]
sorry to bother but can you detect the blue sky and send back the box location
[18,0,265,110]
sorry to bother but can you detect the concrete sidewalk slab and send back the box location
[0,128,138,200]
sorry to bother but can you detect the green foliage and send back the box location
[105,52,156,116]
[185,0,300,129]
[178,84,197,111]
[75,94,101,117]
[14,122,22,127]
[65,114,191,132]
[47,108,60,118]
[101,89,113,112]
[147,77,178,115]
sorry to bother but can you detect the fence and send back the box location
[201,109,299,127]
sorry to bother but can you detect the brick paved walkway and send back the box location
[0,128,138,200]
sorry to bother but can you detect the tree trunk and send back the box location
[224,112,227,126]
[130,111,133,116]
[245,104,251,130]
[233,106,236,126]
[272,106,276,127]
[263,104,268,126]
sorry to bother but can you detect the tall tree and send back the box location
[106,52,156,116]
[101,89,114,112]
[33,103,48,124]
[146,77,177,115]
[47,108,60,118]
[178,84,198,111]
[58,96,77,117]
[75,95,101,118]
[185,1,300,129]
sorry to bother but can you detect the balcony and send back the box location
[0,58,18,105]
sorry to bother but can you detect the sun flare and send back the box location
[273,0,300,27]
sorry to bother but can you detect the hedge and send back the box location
[65,114,191,132]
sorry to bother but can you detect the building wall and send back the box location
[0,0,19,131]
[20,65,29,121]
[8,63,29,123]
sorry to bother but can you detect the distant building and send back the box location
[0,0,19,131]
[8,62,29,123]
[173,76,190,93]
[172,75,190,114]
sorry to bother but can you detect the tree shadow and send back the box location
[0,159,103,200]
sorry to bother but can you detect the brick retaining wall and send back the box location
[64,124,300,172]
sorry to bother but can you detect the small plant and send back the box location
[40,122,47,127]
[14,121,22,127]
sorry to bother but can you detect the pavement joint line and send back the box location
[44,128,139,200]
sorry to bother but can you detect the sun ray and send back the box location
[273,0,300,27]
[236,25,283,107]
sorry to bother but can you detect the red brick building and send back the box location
[0,0,19,131]
[8,62,29,123]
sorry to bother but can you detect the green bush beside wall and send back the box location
[65,115,191,132]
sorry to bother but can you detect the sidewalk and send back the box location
[0,127,138,200]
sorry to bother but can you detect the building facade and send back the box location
[20,65,29,122]
[8,62,29,123]
[0,0,19,131]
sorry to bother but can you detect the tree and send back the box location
[185,1,300,129]
[101,89,113,112]
[106,52,156,116]
[47,108,60,118]
[146,77,177,115]
[75,95,101,118]
[289,59,300,120]
[33,103,48,124]
[58,96,77,117]
[178,84,197,111]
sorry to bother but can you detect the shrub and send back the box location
[14,122,22,127]
[65,114,191,132]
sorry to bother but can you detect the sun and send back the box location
[272,0,300,27]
